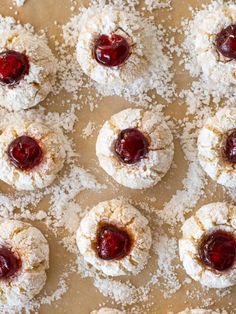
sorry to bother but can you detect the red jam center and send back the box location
[115,128,149,164]
[0,50,30,86]
[0,247,21,279]
[199,230,236,272]
[8,135,43,171]
[93,34,131,67]
[222,130,236,164]
[216,24,236,59]
[96,223,132,260]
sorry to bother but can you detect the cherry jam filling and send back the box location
[114,128,150,164]
[93,34,131,67]
[222,129,236,164]
[0,247,21,279]
[95,223,132,260]
[0,50,30,86]
[215,24,236,59]
[8,135,43,171]
[199,230,236,272]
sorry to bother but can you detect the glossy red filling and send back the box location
[0,247,21,279]
[95,223,132,260]
[8,135,43,171]
[0,50,30,86]
[222,130,236,164]
[93,34,131,67]
[199,230,236,272]
[115,128,149,164]
[216,24,236,59]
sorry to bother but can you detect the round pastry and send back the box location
[185,2,236,86]
[198,107,236,188]
[76,5,164,91]
[179,202,236,289]
[91,308,124,314]
[0,120,66,190]
[76,199,152,277]
[96,108,174,189]
[0,219,49,306]
[178,310,224,314]
[0,15,57,111]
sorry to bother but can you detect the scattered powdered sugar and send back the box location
[153,235,181,298]
[0,14,33,34]
[93,277,151,305]
[14,0,26,7]
[158,116,207,225]
[82,121,96,138]
[40,273,69,305]
[47,166,106,234]
[159,161,206,225]
[145,0,172,11]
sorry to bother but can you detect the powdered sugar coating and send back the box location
[96,108,174,189]
[184,2,236,87]
[0,120,66,190]
[91,308,124,314]
[76,199,152,277]
[0,219,49,306]
[77,6,148,87]
[0,15,57,111]
[179,202,236,289]
[75,5,173,98]
[198,107,236,188]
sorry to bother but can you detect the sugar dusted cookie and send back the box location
[0,15,57,111]
[76,6,148,87]
[179,202,236,289]
[198,107,236,188]
[0,219,49,306]
[185,2,236,86]
[76,5,171,97]
[0,119,66,190]
[76,199,152,277]
[91,308,124,314]
[96,108,174,189]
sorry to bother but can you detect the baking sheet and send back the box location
[0,0,235,313]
